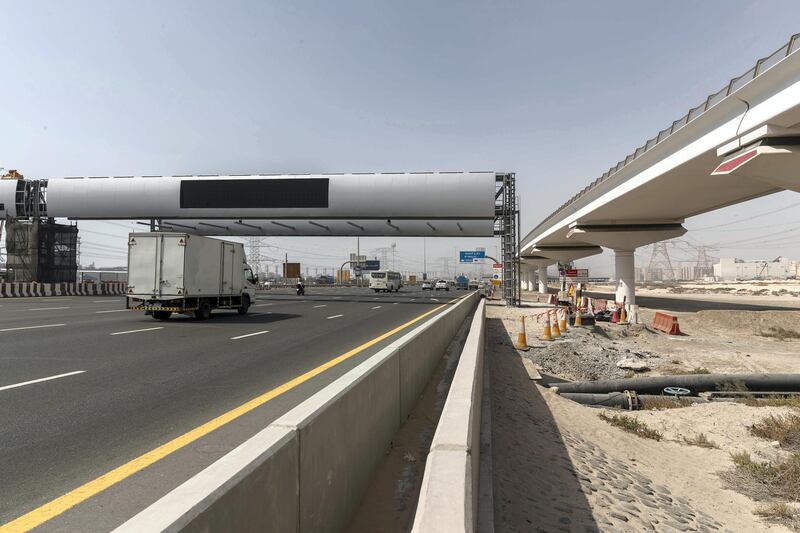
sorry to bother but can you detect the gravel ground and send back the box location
[523,322,667,381]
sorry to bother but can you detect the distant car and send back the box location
[421,281,434,290]
[434,280,449,291]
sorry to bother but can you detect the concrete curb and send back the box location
[115,292,478,533]
[411,298,486,533]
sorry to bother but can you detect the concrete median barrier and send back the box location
[118,426,298,533]
[116,292,478,533]
[0,281,127,297]
[412,298,486,533]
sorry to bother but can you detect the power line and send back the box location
[707,225,800,247]
[688,201,800,230]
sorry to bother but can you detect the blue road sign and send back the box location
[364,260,381,270]
[459,250,486,263]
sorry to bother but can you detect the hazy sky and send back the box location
[2,1,800,276]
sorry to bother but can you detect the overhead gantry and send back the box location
[520,33,800,304]
[0,172,499,237]
[1,171,523,305]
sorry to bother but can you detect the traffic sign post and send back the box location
[459,250,486,263]
[491,262,503,286]
[565,268,589,282]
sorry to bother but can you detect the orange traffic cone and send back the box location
[514,315,530,351]
[551,310,561,337]
[541,313,553,341]
[619,296,628,323]
[559,308,568,332]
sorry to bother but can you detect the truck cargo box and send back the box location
[127,232,246,299]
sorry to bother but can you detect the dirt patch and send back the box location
[679,310,800,338]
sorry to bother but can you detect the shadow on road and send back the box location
[150,312,302,326]
[487,317,597,531]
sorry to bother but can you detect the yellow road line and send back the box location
[1,303,448,532]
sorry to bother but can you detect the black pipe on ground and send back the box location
[554,373,800,395]
[560,392,708,409]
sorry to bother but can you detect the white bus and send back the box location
[369,270,402,292]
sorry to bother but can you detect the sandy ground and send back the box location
[590,281,800,308]
[622,402,793,463]
[487,291,800,532]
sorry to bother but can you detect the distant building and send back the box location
[78,269,128,283]
[713,257,797,281]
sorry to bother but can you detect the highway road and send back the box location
[0,286,463,532]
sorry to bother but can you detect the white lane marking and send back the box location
[110,327,164,336]
[393,302,399,305]
[40,298,72,302]
[327,314,344,319]
[254,303,273,307]
[92,300,120,303]
[430,298,439,302]
[95,309,128,314]
[0,323,66,333]
[28,306,71,311]
[313,304,327,308]
[231,330,270,340]
[371,306,382,309]
[410,299,417,302]
[0,370,86,392]
[333,296,342,299]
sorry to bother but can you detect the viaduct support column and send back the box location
[613,249,635,305]
[538,266,548,294]
[526,269,535,292]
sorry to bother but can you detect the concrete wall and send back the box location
[116,292,478,533]
[411,298,486,533]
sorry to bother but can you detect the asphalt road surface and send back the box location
[0,286,463,532]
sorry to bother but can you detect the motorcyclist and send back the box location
[296,279,305,296]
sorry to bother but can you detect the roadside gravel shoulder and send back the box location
[486,301,788,532]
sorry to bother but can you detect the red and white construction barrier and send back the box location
[0,282,128,297]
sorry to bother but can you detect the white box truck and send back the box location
[126,232,257,320]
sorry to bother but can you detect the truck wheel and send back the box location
[152,311,172,320]
[194,302,212,320]
[238,296,250,315]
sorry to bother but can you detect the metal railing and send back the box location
[528,32,800,241]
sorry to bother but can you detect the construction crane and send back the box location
[757,256,782,279]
